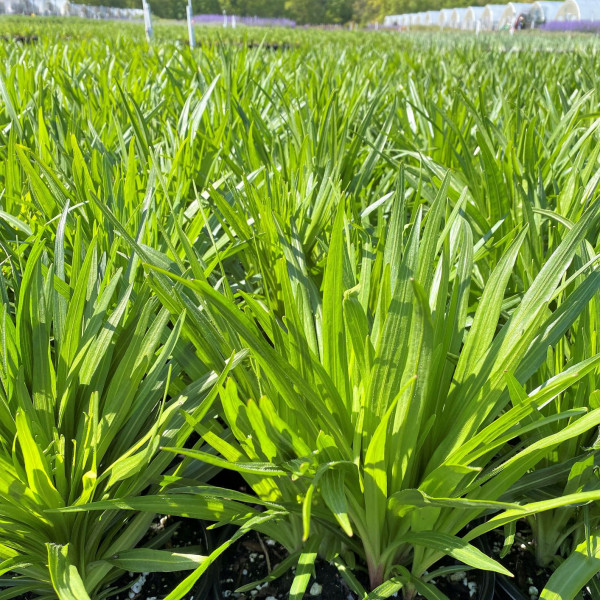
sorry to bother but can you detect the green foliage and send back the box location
[152,185,600,594]
[0,16,599,600]
[0,238,228,598]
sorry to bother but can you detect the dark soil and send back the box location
[218,535,352,600]
[5,474,596,600]
[8,519,598,599]
[211,520,597,600]
[104,522,353,600]
[177,40,295,51]
[109,517,212,600]
[0,34,39,43]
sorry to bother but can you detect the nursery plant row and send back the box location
[0,18,599,600]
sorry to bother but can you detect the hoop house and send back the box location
[556,0,600,20]
[500,2,532,27]
[416,11,428,25]
[464,6,486,29]
[383,14,403,26]
[45,0,59,14]
[529,1,563,24]
[440,8,453,27]
[481,4,506,29]
[31,0,46,13]
[449,7,469,28]
[425,10,441,26]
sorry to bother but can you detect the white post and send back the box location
[231,14,236,28]
[187,0,195,49]
[142,0,153,41]
[223,9,227,27]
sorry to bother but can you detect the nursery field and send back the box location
[1,17,600,600]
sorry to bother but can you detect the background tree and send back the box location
[284,0,326,24]
[246,0,287,17]
[352,0,383,22]
[194,0,222,12]
[326,0,354,23]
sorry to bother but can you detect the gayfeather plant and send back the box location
[92,175,600,599]
[0,229,230,598]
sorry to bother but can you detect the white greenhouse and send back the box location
[464,6,486,30]
[68,3,84,16]
[528,1,563,24]
[60,0,70,15]
[9,0,35,13]
[499,2,533,27]
[383,14,403,27]
[31,0,47,13]
[439,8,453,28]
[481,4,507,29]
[555,0,600,20]
[449,7,469,28]
[425,10,441,26]
[416,11,429,25]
